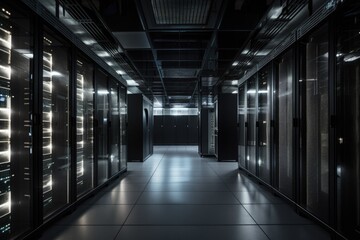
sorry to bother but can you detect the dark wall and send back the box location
[154,115,198,145]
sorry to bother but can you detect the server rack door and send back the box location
[336,2,360,238]
[0,2,33,238]
[42,30,70,217]
[247,76,257,174]
[238,84,247,169]
[258,66,272,184]
[95,70,109,184]
[109,80,120,175]
[299,24,330,223]
[276,49,295,199]
[119,86,127,170]
[76,57,94,197]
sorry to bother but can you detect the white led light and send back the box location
[270,7,283,19]
[98,90,109,95]
[116,70,125,75]
[83,39,96,45]
[96,51,110,57]
[126,80,139,86]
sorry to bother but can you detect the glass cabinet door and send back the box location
[247,75,257,175]
[119,86,127,170]
[109,80,120,176]
[238,84,247,169]
[96,70,109,184]
[300,24,329,222]
[0,2,32,238]
[258,66,272,184]
[276,49,294,199]
[336,1,360,238]
[76,57,94,197]
[42,30,70,217]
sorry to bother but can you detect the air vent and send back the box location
[151,0,212,25]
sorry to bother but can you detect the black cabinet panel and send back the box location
[154,115,198,145]
[128,94,153,161]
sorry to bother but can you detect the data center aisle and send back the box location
[41,146,331,240]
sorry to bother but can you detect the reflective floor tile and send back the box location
[144,183,229,192]
[243,204,312,224]
[40,226,121,240]
[226,182,266,192]
[149,176,221,184]
[125,205,255,225]
[106,183,147,192]
[261,225,331,240]
[137,191,239,204]
[57,204,133,225]
[116,226,268,240]
[234,191,284,204]
[88,191,142,205]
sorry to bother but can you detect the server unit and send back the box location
[128,94,153,161]
[199,108,215,156]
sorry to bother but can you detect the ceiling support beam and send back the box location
[197,0,228,92]
[134,0,169,103]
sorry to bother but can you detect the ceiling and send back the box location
[96,0,271,107]
[40,0,315,107]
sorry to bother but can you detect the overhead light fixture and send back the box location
[127,90,132,94]
[270,7,283,19]
[231,80,238,85]
[126,80,139,86]
[96,51,110,57]
[232,90,238,94]
[241,49,249,55]
[154,101,162,107]
[83,39,96,45]
[232,61,239,66]
[106,61,114,66]
[116,70,125,75]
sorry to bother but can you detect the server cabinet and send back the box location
[299,24,330,223]
[42,29,71,218]
[247,76,257,173]
[275,49,295,199]
[109,80,120,176]
[336,1,360,238]
[128,94,153,161]
[119,86,127,171]
[238,84,247,169]
[95,69,109,184]
[215,94,238,161]
[0,2,33,238]
[199,108,215,156]
[75,57,94,197]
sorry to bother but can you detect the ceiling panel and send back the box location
[151,0,212,25]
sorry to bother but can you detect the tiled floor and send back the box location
[41,146,331,240]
